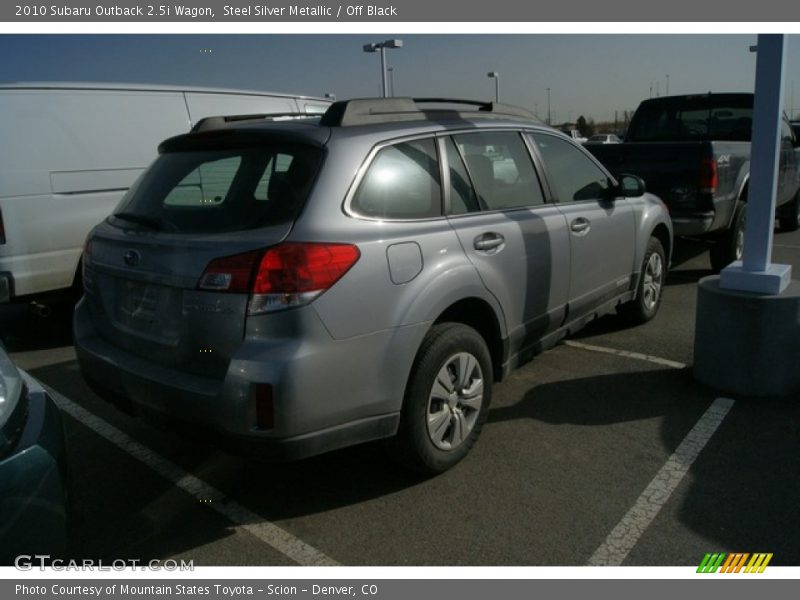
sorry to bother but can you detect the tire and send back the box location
[618,236,666,325]
[778,191,800,232]
[387,323,492,475]
[709,201,746,272]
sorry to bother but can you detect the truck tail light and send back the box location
[699,158,718,194]
[0,208,6,244]
[198,242,360,314]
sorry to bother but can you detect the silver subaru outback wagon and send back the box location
[75,98,672,473]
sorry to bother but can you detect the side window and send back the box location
[444,137,480,215]
[352,138,441,219]
[530,134,612,203]
[452,131,545,210]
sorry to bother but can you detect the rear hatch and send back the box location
[83,129,326,379]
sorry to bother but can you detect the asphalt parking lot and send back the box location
[3,231,800,567]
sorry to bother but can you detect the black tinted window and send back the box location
[112,144,321,233]
[531,134,612,203]
[452,131,544,210]
[352,139,441,219]
[627,96,753,141]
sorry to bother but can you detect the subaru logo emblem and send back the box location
[123,249,141,267]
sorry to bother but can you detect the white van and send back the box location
[0,82,331,304]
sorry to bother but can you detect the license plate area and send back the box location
[114,279,181,344]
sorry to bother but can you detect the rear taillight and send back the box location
[0,208,5,244]
[198,250,260,293]
[198,242,360,314]
[699,158,718,194]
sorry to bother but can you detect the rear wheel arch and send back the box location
[433,297,505,383]
[732,180,749,224]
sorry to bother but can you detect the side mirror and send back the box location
[618,173,646,198]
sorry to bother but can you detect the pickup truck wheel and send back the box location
[709,201,746,272]
[619,236,666,325]
[386,323,492,475]
[778,192,800,232]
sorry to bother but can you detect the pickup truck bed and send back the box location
[586,93,800,270]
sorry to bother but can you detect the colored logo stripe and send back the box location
[745,553,773,573]
[697,553,726,573]
[697,553,773,573]
[720,553,749,573]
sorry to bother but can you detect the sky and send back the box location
[1,34,799,123]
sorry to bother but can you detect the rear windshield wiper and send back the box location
[110,212,162,230]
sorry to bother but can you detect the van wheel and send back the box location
[619,236,666,325]
[778,191,800,232]
[710,201,746,272]
[387,323,492,475]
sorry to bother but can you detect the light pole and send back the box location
[487,71,500,103]
[363,39,403,98]
[387,67,395,96]
[546,88,551,125]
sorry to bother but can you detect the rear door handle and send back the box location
[473,233,505,252]
[570,217,591,234]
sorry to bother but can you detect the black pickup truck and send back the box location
[587,93,800,270]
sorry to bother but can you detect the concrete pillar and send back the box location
[694,34,800,397]
[695,278,800,396]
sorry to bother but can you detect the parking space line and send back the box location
[563,340,687,370]
[47,387,339,566]
[587,397,735,566]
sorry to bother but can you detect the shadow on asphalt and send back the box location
[671,238,710,269]
[664,269,714,287]
[489,367,705,446]
[673,393,800,565]
[489,367,800,565]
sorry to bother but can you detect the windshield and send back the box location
[627,96,753,142]
[112,143,323,234]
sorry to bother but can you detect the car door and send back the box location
[528,132,637,320]
[442,131,571,357]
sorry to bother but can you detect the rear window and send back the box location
[111,144,322,233]
[627,96,753,142]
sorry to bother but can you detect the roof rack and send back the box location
[191,112,318,133]
[319,97,538,127]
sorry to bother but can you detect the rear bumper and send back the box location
[0,373,68,564]
[74,298,423,460]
